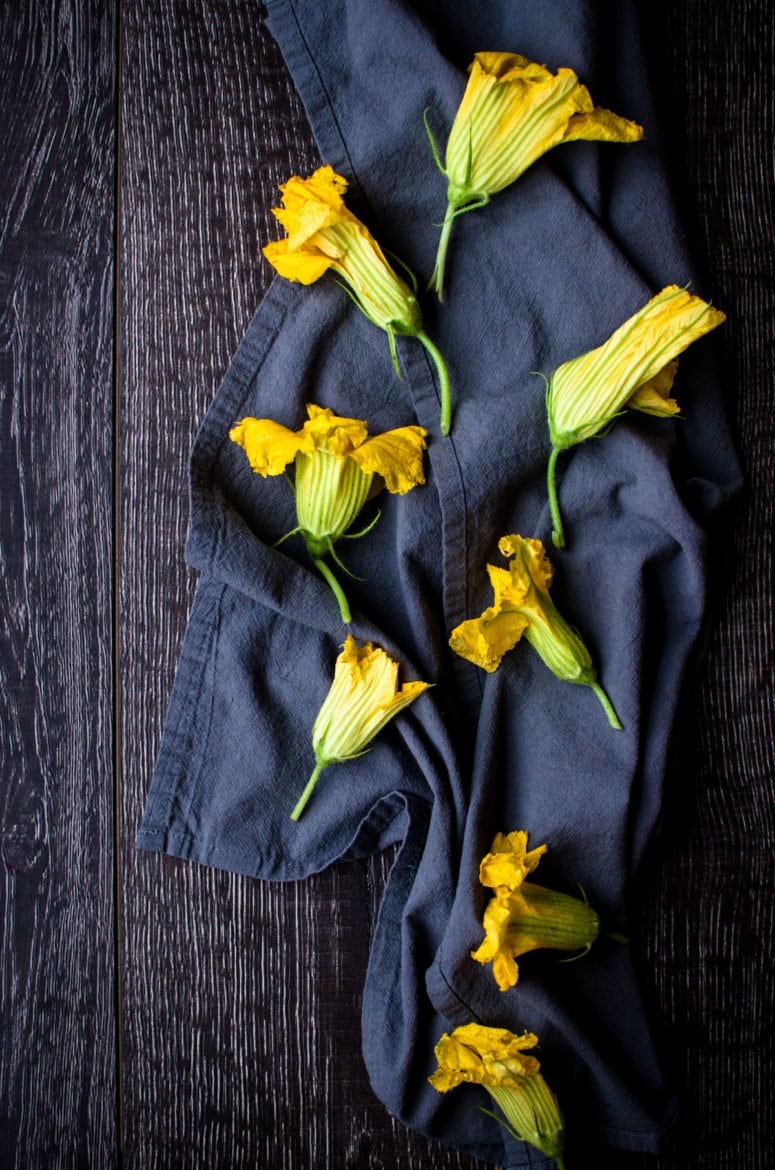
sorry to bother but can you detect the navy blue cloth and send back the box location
[137,2,741,1164]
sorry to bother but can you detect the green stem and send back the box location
[290,762,325,821]
[273,525,301,549]
[342,508,381,540]
[312,557,352,623]
[590,681,623,730]
[554,1155,566,1170]
[429,201,456,302]
[547,446,565,549]
[417,331,452,436]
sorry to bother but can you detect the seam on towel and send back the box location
[263,0,474,651]
[285,0,361,189]
[338,790,409,860]
[186,278,296,576]
[136,579,226,843]
[177,580,225,843]
[192,278,296,484]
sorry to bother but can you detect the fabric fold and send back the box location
[138,0,741,1163]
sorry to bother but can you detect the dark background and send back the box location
[1,1,772,1167]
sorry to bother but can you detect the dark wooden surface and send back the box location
[1,1,773,1168]
[0,1,117,1167]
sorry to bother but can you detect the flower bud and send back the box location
[449,535,621,728]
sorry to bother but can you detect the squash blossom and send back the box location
[426,52,643,299]
[472,831,599,991]
[449,535,622,729]
[263,166,454,435]
[429,1023,565,1169]
[546,284,726,546]
[230,404,427,624]
[291,636,431,821]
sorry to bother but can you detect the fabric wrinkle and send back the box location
[137,0,742,1162]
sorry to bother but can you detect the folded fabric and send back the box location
[137,1,741,1164]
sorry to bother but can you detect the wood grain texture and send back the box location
[0,1,117,1167]
[621,4,775,1168]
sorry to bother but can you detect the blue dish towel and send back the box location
[137,1,741,1164]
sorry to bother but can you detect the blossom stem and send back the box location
[417,331,452,436]
[590,681,623,730]
[290,762,325,821]
[313,557,352,623]
[547,446,565,548]
[430,201,456,302]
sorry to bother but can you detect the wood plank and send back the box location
[626,2,775,1169]
[0,1,117,1166]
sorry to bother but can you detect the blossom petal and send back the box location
[273,166,349,234]
[274,199,343,247]
[479,831,548,890]
[451,60,583,193]
[446,53,641,199]
[428,1033,484,1092]
[491,950,520,993]
[627,358,681,416]
[302,404,369,454]
[472,899,522,989]
[448,607,529,673]
[563,106,643,143]
[262,239,334,284]
[264,167,422,335]
[474,831,599,992]
[313,638,430,763]
[349,425,428,493]
[449,535,604,696]
[429,1025,563,1161]
[458,1022,539,1058]
[429,1025,540,1093]
[359,680,432,743]
[549,285,725,445]
[229,416,312,476]
[496,536,553,597]
[469,51,550,83]
[338,635,394,691]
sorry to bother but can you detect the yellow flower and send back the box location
[291,636,431,820]
[429,1023,565,1168]
[545,284,726,546]
[426,52,643,298]
[449,535,622,729]
[263,166,453,434]
[230,405,427,623]
[429,1023,541,1092]
[471,831,599,991]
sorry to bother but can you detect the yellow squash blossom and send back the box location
[230,404,427,624]
[546,284,726,546]
[426,52,643,298]
[263,166,454,434]
[449,535,621,729]
[429,1023,565,1168]
[291,636,431,820]
[472,831,599,991]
